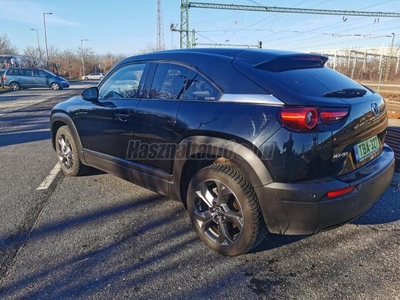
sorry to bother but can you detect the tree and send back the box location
[23,46,45,67]
[137,42,160,54]
[0,34,18,55]
[95,52,126,75]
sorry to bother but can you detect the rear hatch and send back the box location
[233,52,388,177]
[329,92,386,175]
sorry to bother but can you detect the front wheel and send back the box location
[50,82,60,90]
[9,82,20,91]
[187,164,266,256]
[55,125,90,176]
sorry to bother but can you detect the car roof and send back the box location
[113,48,327,95]
[119,48,318,66]
[6,67,45,70]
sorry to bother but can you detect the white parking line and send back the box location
[37,163,61,190]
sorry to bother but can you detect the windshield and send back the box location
[44,70,57,77]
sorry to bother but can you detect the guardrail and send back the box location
[386,126,400,163]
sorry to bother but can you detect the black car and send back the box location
[50,48,395,256]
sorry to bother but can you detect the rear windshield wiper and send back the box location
[324,88,367,98]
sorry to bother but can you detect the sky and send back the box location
[1,0,399,56]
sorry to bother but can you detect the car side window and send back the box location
[99,63,146,99]
[183,71,220,101]
[34,70,47,77]
[149,63,189,100]
[20,69,32,77]
[8,69,19,76]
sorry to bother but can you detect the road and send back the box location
[0,85,399,300]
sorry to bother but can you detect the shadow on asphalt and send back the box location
[0,184,398,298]
[0,107,50,147]
[0,194,195,299]
[0,94,42,103]
[352,185,400,225]
[253,234,308,253]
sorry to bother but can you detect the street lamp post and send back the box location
[81,39,89,78]
[30,28,41,62]
[43,12,53,70]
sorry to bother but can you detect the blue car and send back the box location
[2,67,70,91]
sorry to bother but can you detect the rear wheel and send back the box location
[55,126,90,176]
[9,82,20,91]
[50,82,60,90]
[187,164,266,256]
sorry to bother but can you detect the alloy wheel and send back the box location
[57,134,74,170]
[193,179,244,246]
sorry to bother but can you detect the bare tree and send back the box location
[97,52,126,75]
[23,46,45,67]
[137,42,160,55]
[0,34,18,55]
[43,45,59,73]
[54,49,80,79]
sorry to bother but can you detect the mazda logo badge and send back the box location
[371,103,379,116]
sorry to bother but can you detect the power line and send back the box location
[187,2,400,17]
[256,13,395,47]
[180,1,400,49]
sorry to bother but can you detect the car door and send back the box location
[74,62,149,179]
[131,62,190,176]
[18,68,34,88]
[33,69,49,88]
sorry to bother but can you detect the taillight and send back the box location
[326,186,355,198]
[2,75,5,81]
[280,107,318,131]
[279,107,349,131]
[320,108,349,123]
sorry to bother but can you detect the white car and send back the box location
[82,72,104,80]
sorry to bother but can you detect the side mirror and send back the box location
[82,86,99,101]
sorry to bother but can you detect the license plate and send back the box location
[354,136,380,162]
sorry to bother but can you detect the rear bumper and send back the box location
[256,145,395,235]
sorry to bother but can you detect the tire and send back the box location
[187,164,266,256]
[9,82,20,91]
[55,125,90,176]
[84,77,89,80]
[50,82,60,90]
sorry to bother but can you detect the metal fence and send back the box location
[386,127,400,163]
[312,46,400,83]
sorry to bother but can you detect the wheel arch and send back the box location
[171,136,273,204]
[51,113,86,164]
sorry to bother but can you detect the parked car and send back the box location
[50,48,395,256]
[82,72,104,80]
[2,68,69,91]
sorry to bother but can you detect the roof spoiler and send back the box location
[255,54,328,72]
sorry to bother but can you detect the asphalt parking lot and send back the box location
[0,84,399,299]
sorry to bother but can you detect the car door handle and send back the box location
[115,113,130,122]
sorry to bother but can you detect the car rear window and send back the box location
[256,65,368,97]
[276,67,366,97]
[234,54,370,98]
